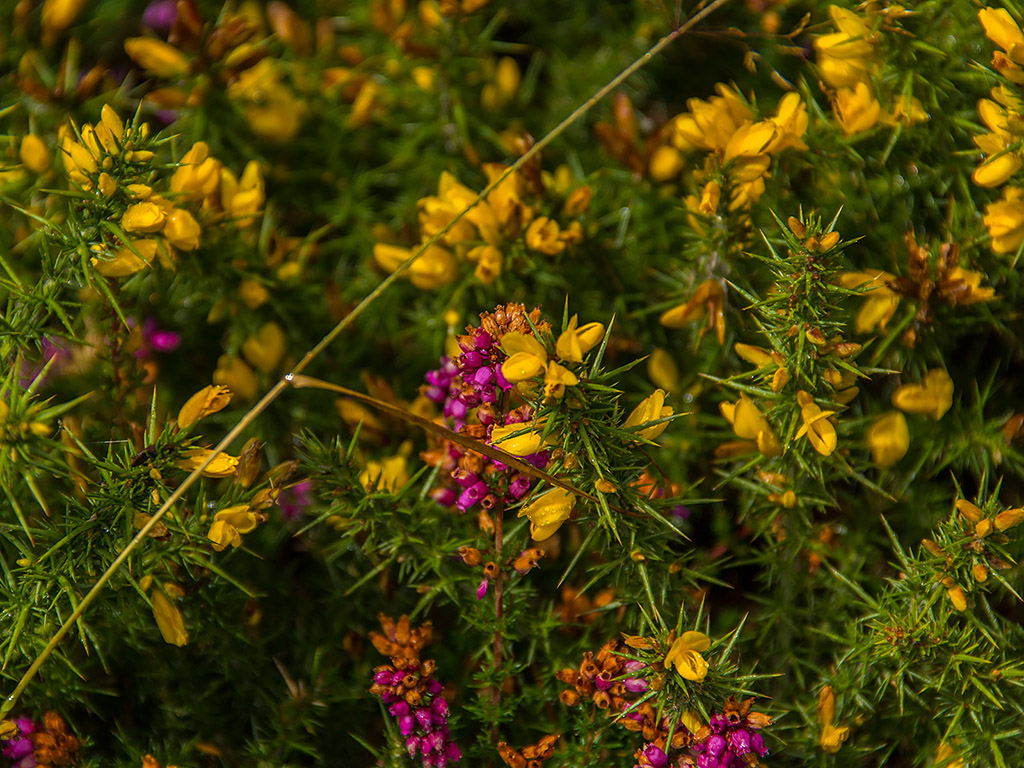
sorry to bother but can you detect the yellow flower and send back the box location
[647,348,679,392]
[648,145,684,181]
[242,322,287,374]
[490,424,546,456]
[177,385,233,430]
[408,244,459,290]
[735,343,789,392]
[979,8,1024,63]
[720,394,782,457]
[501,332,548,382]
[659,279,725,344]
[178,448,239,478]
[207,504,259,551]
[984,187,1024,253]
[59,129,97,187]
[481,56,521,112]
[794,391,838,456]
[150,588,189,646]
[664,631,711,682]
[723,120,777,163]
[892,368,953,420]
[543,361,578,399]
[525,217,567,255]
[171,142,222,201]
[359,455,409,492]
[213,355,259,401]
[834,82,881,135]
[469,244,503,285]
[866,411,909,468]
[814,5,877,89]
[19,135,51,174]
[221,161,265,227]
[839,270,900,334]
[90,239,159,278]
[882,94,928,127]
[122,202,166,233]
[518,488,574,541]
[973,145,1021,188]
[670,84,752,153]
[556,315,605,363]
[124,37,190,78]
[624,389,673,442]
[766,92,809,152]
[699,180,721,215]
[163,208,201,250]
[817,685,850,753]
[41,0,87,44]
[934,742,967,768]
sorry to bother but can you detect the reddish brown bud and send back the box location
[459,546,482,566]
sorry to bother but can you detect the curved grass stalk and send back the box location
[0,0,731,717]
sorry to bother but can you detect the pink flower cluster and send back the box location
[372,667,461,767]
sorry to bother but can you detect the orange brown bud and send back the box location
[458,546,482,566]
[559,689,580,707]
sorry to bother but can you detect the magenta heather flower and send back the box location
[421,305,552,517]
[690,698,771,768]
[2,716,38,768]
[278,480,313,521]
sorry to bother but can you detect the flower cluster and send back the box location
[0,712,79,768]
[497,735,558,768]
[369,615,461,768]
[814,5,925,136]
[977,9,1024,254]
[689,697,771,768]
[667,84,808,214]
[921,498,1023,612]
[373,161,589,289]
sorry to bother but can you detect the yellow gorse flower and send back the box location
[892,368,953,420]
[19,135,51,174]
[490,424,546,457]
[866,411,909,468]
[149,586,189,647]
[834,82,881,136]
[207,504,259,551]
[664,631,711,682]
[90,239,159,278]
[124,37,190,78]
[555,315,604,363]
[178,448,239,478]
[817,685,851,753]
[839,269,900,334]
[242,322,287,374]
[543,361,578,400]
[720,394,782,457]
[814,5,878,89]
[980,8,1024,83]
[623,389,673,442]
[795,391,838,457]
[359,455,409,492]
[177,385,233,430]
[984,186,1024,254]
[518,488,574,541]
[501,332,548,382]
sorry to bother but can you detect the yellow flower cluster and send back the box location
[498,315,605,402]
[668,85,808,211]
[976,10,1024,254]
[718,393,781,458]
[814,5,926,136]
[374,165,587,289]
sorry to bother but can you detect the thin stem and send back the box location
[491,499,505,735]
[1,0,731,715]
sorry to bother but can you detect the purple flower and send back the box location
[642,743,668,768]
[623,677,649,693]
[727,728,751,755]
[407,736,422,756]
[279,480,312,521]
[476,578,488,600]
[142,0,178,31]
[750,732,767,757]
[398,714,415,735]
[416,708,434,731]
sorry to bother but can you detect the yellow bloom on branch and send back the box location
[150,587,189,646]
[817,685,851,753]
[177,385,233,430]
[795,391,838,457]
[839,270,899,334]
[892,369,953,420]
[90,239,159,278]
[866,411,909,468]
[207,504,259,551]
[984,187,1024,254]
[518,488,574,541]
[543,361,578,400]
[501,332,548,382]
[124,37,190,78]
[178,448,239,478]
[623,389,673,442]
[556,315,604,363]
[664,631,711,682]
[359,455,409,492]
[660,279,725,344]
[814,5,877,89]
[490,424,546,457]
[19,135,51,174]
[834,82,881,136]
[720,394,782,457]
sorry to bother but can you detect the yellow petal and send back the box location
[150,589,189,646]
[866,411,909,468]
[177,385,233,430]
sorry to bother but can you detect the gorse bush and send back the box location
[2,0,1024,766]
